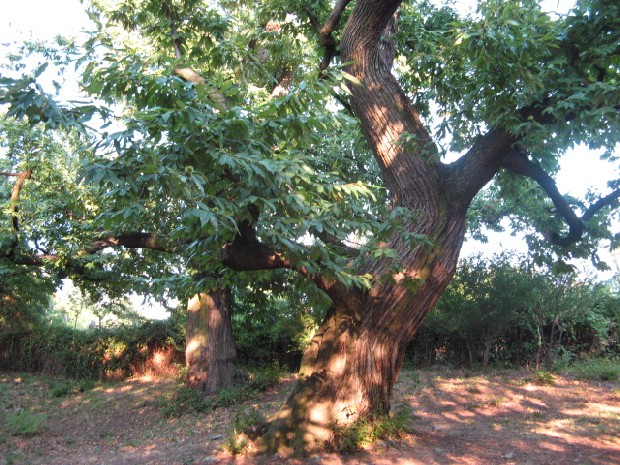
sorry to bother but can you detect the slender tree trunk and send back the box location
[482,332,494,369]
[465,340,474,368]
[185,288,237,394]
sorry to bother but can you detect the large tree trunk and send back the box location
[263,212,468,451]
[185,288,237,394]
[260,0,516,452]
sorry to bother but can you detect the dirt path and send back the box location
[1,369,618,465]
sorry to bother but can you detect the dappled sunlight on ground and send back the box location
[1,369,618,464]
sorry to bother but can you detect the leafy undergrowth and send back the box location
[1,366,619,465]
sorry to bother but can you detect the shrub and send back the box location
[0,319,184,380]
[248,362,283,391]
[49,380,72,398]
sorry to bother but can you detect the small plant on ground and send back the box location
[409,371,421,387]
[223,407,264,455]
[247,362,283,392]
[532,370,556,385]
[77,379,96,392]
[49,380,72,398]
[214,387,249,408]
[331,406,412,452]
[5,410,47,436]
[223,431,249,455]
[465,383,482,394]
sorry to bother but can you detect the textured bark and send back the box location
[261,0,517,452]
[185,288,237,395]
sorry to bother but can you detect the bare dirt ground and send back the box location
[1,368,619,465]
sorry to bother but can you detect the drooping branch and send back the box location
[3,232,174,270]
[502,149,620,247]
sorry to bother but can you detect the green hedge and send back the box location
[0,320,184,379]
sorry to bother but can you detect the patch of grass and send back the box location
[159,364,284,417]
[5,410,47,436]
[332,407,412,452]
[159,386,213,418]
[532,370,556,385]
[568,358,620,382]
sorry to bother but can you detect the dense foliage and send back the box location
[408,254,620,369]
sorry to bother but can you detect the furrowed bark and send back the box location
[185,288,237,394]
[258,1,520,452]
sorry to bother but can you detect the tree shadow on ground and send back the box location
[1,370,618,465]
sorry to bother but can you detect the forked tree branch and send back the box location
[502,149,620,247]
[304,0,353,72]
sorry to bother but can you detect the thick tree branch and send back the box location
[220,236,298,273]
[85,233,174,254]
[3,232,174,271]
[502,150,620,247]
[444,128,516,206]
